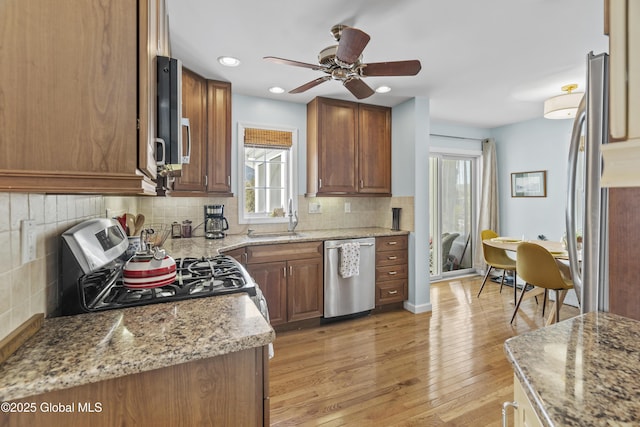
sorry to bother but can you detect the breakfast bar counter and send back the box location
[504,311,640,426]
[0,294,274,402]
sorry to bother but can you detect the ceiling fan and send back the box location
[264,24,422,100]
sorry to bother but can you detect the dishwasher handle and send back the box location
[326,242,374,250]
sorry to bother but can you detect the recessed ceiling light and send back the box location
[217,56,240,67]
[375,85,391,94]
[269,86,285,94]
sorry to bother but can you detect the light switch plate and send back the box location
[344,202,351,213]
[21,219,37,264]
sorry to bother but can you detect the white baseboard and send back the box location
[403,301,432,314]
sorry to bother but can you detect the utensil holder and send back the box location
[391,208,401,231]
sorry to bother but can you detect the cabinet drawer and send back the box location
[246,241,323,264]
[376,279,407,305]
[376,235,408,252]
[376,264,408,281]
[375,249,408,267]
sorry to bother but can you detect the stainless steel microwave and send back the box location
[157,55,190,173]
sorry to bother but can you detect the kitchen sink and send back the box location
[247,231,304,239]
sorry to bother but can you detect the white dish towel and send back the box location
[339,242,360,278]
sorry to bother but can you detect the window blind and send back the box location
[244,128,292,148]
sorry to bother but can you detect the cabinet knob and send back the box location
[388,271,397,276]
[387,290,398,295]
[387,241,397,245]
[388,256,397,260]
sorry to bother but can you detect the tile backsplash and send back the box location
[0,192,413,341]
[105,195,415,238]
[0,193,105,340]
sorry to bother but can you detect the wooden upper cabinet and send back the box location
[306,97,391,196]
[359,104,391,194]
[0,0,164,194]
[172,68,208,192]
[169,77,232,196]
[206,80,233,195]
[608,0,640,142]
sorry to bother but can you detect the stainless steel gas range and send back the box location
[59,218,268,321]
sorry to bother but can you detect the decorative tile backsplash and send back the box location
[0,192,413,341]
[105,195,415,238]
[0,193,105,340]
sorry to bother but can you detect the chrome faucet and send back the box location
[287,198,298,232]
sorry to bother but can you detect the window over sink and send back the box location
[238,123,298,224]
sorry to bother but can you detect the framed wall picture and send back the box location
[511,170,547,197]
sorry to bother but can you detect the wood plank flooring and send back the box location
[268,275,580,426]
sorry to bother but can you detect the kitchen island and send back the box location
[504,311,640,426]
[0,294,274,426]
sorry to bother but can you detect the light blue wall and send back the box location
[490,117,574,241]
[232,94,307,194]
[392,97,431,313]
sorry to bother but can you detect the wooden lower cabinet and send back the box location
[375,235,409,306]
[512,374,543,427]
[2,347,269,427]
[246,242,323,326]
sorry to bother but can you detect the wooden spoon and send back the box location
[125,213,136,237]
[133,213,146,236]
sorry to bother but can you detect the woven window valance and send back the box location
[244,128,292,148]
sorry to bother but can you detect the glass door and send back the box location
[429,155,476,278]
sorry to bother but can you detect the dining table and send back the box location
[482,237,574,326]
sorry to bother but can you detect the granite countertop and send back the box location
[164,226,409,258]
[0,294,274,402]
[504,311,640,426]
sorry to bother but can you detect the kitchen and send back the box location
[1,0,640,425]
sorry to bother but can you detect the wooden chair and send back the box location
[477,229,517,302]
[511,242,574,324]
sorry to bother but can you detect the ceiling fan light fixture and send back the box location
[543,83,584,119]
[217,56,241,67]
[269,86,285,94]
[375,85,391,94]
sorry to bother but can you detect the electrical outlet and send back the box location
[344,202,351,213]
[308,203,322,214]
[21,219,37,264]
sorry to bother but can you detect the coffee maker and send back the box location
[204,205,229,239]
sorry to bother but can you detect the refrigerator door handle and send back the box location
[566,95,587,304]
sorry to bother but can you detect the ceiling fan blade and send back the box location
[343,77,375,99]
[336,27,370,65]
[263,56,326,71]
[289,76,332,94]
[361,60,422,76]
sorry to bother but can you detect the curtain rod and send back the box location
[429,133,486,142]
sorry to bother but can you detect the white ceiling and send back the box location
[166,0,608,129]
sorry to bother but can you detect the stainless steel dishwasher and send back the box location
[324,237,376,318]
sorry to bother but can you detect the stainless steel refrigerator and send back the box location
[566,51,609,313]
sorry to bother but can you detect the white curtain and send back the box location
[474,138,499,269]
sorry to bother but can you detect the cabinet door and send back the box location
[358,104,391,194]
[206,80,233,195]
[0,0,154,194]
[222,248,246,266]
[247,262,287,326]
[317,98,358,194]
[137,0,169,181]
[287,258,324,322]
[172,68,207,192]
[609,0,640,142]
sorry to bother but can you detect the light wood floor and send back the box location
[268,275,580,426]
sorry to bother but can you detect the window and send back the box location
[238,124,297,224]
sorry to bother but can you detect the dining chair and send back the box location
[511,242,574,324]
[477,229,518,302]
